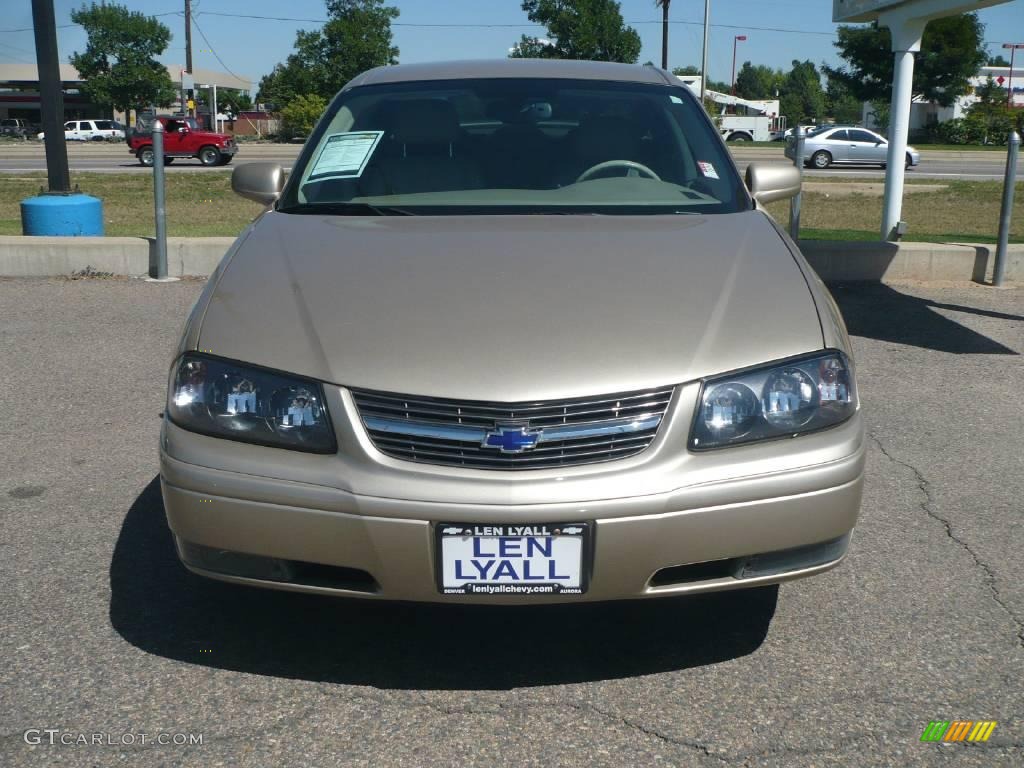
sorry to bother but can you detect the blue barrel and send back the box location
[21,193,104,236]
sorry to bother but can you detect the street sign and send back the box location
[181,72,194,91]
[997,76,1006,85]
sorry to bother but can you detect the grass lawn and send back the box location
[765,180,1023,243]
[0,172,264,237]
[1,172,1020,243]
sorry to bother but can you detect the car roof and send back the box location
[346,59,674,90]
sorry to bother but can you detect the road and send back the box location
[1,278,1021,767]
[0,141,1014,180]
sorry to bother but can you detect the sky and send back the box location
[1,0,1021,92]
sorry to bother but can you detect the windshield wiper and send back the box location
[278,202,417,216]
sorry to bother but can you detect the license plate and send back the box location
[436,523,589,596]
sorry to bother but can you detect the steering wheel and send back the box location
[575,160,661,184]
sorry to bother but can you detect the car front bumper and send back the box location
[159,397,865,603]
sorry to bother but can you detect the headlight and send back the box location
[167,354,336,453]
[690,351,856,450]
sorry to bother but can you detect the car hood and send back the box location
[197,210,823,401]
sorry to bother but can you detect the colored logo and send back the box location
[920,721,997,743]
[482,424,542,453]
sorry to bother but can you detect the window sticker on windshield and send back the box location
[309,131,384,179]
[697,161,719,180]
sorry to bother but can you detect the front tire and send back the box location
[726,132,753,142]
[217,154,233,166]
[811,150,832,169]
[163,157,174,165]
[198,146,221,166]
[137,147,155,167]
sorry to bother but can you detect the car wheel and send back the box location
[811,150,832,169]
[199,146,221,166]
[905,154,913,170]
[726,132,753,142]
[90,135,104,142]
[217,155,233,166]
[163,157,175,165]
[138,147,155,167]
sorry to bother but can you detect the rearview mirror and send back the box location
[745,163,801,205]
[232,162,285,205]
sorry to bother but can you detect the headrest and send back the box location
[572,115,640,158]
[390,99,460,144]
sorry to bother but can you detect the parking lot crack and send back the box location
[581,703,730,764]
[870,431,1024,649]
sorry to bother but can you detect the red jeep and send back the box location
[129,115,238,167]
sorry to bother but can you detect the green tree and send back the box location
[825,13,987,107]
[734,62,783,100]
[509,0,642,63]
[825,75,863,124]
[964,76,1019,143]
[779,60,826,126]
[257,0,399,108]
[69,2,176,126]
[280,93,328,139]
[987,54,1010,67]
[218,90,254,118]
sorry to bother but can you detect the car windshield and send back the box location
[280,78,748,215]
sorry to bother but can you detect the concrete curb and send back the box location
[0,236,236,277]
[800,240,1023,283]
[0,235,1019,283]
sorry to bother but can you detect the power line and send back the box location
[190,14,250,83]
[0,11,181,34]
[192,11,839,37]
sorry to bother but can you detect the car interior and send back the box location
[297,82,737,207]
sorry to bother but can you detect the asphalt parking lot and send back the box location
[1,277,1022,767]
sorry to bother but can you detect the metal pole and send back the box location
[212,84,218,133]
[789,124,804,241]
[993,131,1019,287]
[152,120,168,279]
[660,0,669,70]
[700,0,710,100]
[185,0,194,117]
[1003,44,1019,109]
[30,0,70,193]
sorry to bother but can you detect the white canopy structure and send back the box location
[832,0,1014,240]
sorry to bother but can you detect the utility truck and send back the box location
[676,75,787,142]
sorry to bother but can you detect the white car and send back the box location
[37,119,125,142]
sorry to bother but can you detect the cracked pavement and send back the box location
[1,278,1022,767]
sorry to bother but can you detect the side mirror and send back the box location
[745,162,801,205]
[232,162,285,205]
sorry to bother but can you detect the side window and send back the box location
[94,120,112,130]
[848,130,878,143]
[65,122,75,131]
[826,129,847,142]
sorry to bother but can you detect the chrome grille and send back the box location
[351,386,674,470]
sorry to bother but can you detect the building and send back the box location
[863,64,1024,132]
[0,62,252,126]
